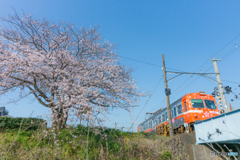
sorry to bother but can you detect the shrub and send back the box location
[160,150,172,159]
[0,117,46,131]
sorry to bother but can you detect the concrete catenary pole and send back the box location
[211,58,228,113]
[132,123,134,133]
[162,54,174,136]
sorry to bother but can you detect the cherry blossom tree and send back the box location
[0,12,144,129]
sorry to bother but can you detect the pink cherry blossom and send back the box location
[0,12,145,129]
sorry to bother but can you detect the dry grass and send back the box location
[0,127,176,160]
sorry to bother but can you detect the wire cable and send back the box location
[119,55,183,72]
[222,79,239,85]
[170,42,240,99]
[136,34,240,124]
[128,75,164,132]
[194,34,240,73]
[119,55,162,67]
[221,48,238,60]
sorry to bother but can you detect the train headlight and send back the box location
[199,91,206,96]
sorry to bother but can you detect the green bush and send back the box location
[160,150,172,159]
[0,117,46,131]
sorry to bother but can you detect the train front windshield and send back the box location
[191,99,204,108]
[204,100,217,109]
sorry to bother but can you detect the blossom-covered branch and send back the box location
[0,11,145,129]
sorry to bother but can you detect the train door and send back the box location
[182,98,189,122]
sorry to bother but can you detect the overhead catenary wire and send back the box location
[221,47,238,60]
[119,55,183,112]
[170,64,216,100]
[127,75,164,132]
[123,34,240,130]
[119,55,183,72]
[119,56,162,67]
[170,42,240,99]
[194,33,240,73]
[170,37,240,100]
[222,79,239,85]
[196,45,238,72]
[141,37,240,117]
[170,48,239,101]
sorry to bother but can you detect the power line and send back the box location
[126,36,240,129]
[170,35,240,98]
[170,52,239,100]
[128,75,164,132]
[222,79,239,85]
[153,43,239,109]
[119,55,162,67]
[194,34,240,73]
[199,44,239,72]
[133,35,240,121]
[221,48,238,60]
[123,34,240,127]
[119,55,183,72]
[172,61,219,99]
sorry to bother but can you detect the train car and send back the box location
[137,92,221,136]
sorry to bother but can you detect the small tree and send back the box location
[0,12,144,129]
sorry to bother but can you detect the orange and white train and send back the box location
[137,92,221,135]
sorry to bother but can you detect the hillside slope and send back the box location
[0,127,189,160]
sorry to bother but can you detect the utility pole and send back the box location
[115,122,117,129]
[162,54,174,136]
[211,58,229,113]
[132,123,134,133]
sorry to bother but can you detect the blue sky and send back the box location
[0,0,240,131]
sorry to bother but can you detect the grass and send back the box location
[0,126,174,160]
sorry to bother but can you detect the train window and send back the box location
[174,107,177,117]
[149,121,152,129]
[158,115,161,124]
[177,105,183,115]
[171,110,174,118]
[205,100,216,109]
[162,113,166,122]
[165,112,168,121]
[153,118,157,126]
[191,99,204,108]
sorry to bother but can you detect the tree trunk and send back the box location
[52,107,69,130]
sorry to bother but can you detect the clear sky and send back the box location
[0,0,240,131]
